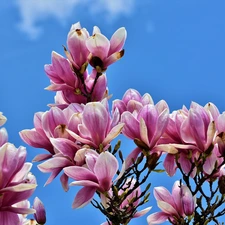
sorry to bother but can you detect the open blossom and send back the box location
[66,101,124,150]
[20,104,84,161]
[66,22,90,70]
[113,88,154,116]
[87,26,127,72]
[161,102,216,177]
[121,100,169,149]
[44,22,126,105]
[64,151,118,208]
[45,51,87,104]
[147,181,195,225]
[0,143,37,225]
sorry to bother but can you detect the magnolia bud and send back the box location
[33,197,46,224]
[218,175,225,194]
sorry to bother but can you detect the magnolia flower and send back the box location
[147,181,195,224]
[64,151,118,208]
[0,144,37,225]
[66,22,90,70]
[67,101,124,150]
[44,51,87,104]
[161,102,216,177]
[121,100,169,150]
[112,88,154,116]
[86,26,127,72]
[20,105,83,161]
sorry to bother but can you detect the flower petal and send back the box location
[72,186,96,208]
[94,152,118,191]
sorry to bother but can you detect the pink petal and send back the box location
[6,206,35,215]
[20,129,53,153]
[154,187,177,210]
[140,118,150,147]
[60,173,69,192]
[72,186,96,208]
[50,138,78,160]
[67,28,89,68]
[91,74,107,101]
[86,33,110,60]
[181,186,195,216]
[0,128,8,146]
[82,102,109,146]
[122,89,142,105]
[147,212,168,225]
[0,211,19,225]
[171,181,184,215]
[126,100,143,113]
[44,168,62,186]
[32,154,52,162]
[109,27,127,55]
[33,197,46,224]
[42,107,67,138]
[142,93,154,105]
[94,152,118,191]
[133,206,152,218]
[66,129,95,147]
[38,157,73,173]
[163,153,176,177]
[70,180,99,188]
[103,123,124,146]
[104,50,125,68]
[203,151,217,175]
[121,112,140,139]
[51,51,76,86]
[157,201,178,215]
[64,166,98,182]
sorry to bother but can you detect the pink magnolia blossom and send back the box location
[66,22,90,70]
[121,100,169,150]
[66,101,124,150]
[162,102,215,151]
[20,104,83,161]
[20,105,84,188]
[64,151,118,208]
[113,88,154,116]
[0,143,37,225]
[147,181,195,225]
[86,26,127,72]
[44,51,87,104]
[161,102,216,177]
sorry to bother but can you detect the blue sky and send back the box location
[1,0,225,224]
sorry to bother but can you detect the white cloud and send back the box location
[15,0,135,40]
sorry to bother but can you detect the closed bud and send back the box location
[218,175,225,194]
[33,197,46,224]
[147,153,159,170]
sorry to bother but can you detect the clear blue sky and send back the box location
[1,0,225,224]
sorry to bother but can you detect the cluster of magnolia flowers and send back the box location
[3,22,225,224]
[0,113,46,225]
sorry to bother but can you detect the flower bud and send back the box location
[33,197,46,224]
[218,175,225,194]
